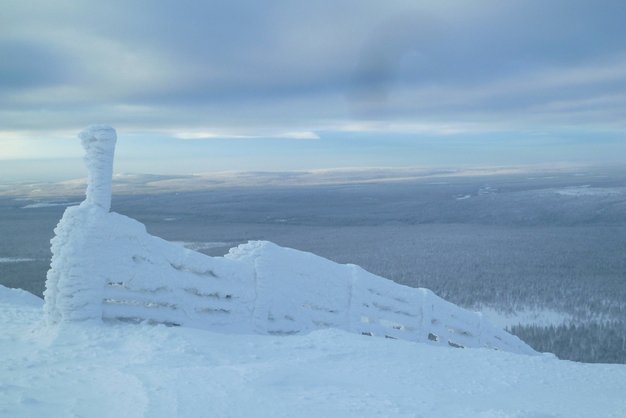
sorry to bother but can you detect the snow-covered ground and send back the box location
[0,165,592,199]
[1,286,625,418]
[4,126,624,416]
[0,257,37,263]
[21,201,81,209]
[173,240,237,252]
[479,306,574,329]
[554,185,622,197]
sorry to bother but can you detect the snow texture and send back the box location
[3,288,626,418]
[43,126,535,355]
[79,125,117,211]
[0,285,43,306]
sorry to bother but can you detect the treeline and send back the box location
[509,322,626,364]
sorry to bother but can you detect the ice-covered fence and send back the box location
[43,125,536,355]
[44,195,256,329]
[46,217,533,353]
[45,217,535,353]
[99,219,256,332]
[228,241,534,353]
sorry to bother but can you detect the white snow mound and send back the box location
[2,302,626,418]
[0,285,42,307]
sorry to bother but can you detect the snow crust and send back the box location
[0,285,42,307]
[3,290,626,418]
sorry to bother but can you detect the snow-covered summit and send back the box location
[3,287,625,418]
[43,126,535,354]
[7,126,625,417]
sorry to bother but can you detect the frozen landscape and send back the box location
[3,163,626,363]
[2,285,626,418]
[42,126,531,352]
[3,1,626,415]
[1,126,626,417]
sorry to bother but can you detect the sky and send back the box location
[1,0,625,181]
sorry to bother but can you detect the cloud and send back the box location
[1,0,625,165]
[172,130,319,140]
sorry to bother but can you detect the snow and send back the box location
[8,125,626,416]
[0,284,43,306]
[0,257,36,263]
[2,289,626,418]
[43,125,534,353]
[79,125,117,211]
[44,200,533,352]
[21,201,81,209]
[479,306,574,329]
[555,185,622,197]
[173,240,235,251]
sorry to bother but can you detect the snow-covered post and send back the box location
[43,125,117,324]
[79,125,117,211]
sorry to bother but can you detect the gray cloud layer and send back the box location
[1,0,625,139]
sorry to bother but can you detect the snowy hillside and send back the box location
[2,288,626,418]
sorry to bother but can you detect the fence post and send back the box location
[79,125,117,211]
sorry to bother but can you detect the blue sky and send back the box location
[1,0,625,180]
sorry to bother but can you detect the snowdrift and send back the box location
[43,125,535,355]
[4,290,626,418]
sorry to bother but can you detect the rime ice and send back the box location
[44,125,117,323]
[44,125,534,354]
[79,124,117,211]
[10,125,624,417]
